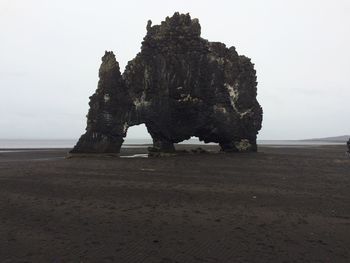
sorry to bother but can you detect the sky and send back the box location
[0,0,349,140]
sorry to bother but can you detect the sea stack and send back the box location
[71,12,263,155]
[70,52,132,154]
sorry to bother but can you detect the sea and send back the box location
[0,139,345,149]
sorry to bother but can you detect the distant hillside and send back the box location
[302,135,350,142]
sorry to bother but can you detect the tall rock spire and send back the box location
[70,51,132,154]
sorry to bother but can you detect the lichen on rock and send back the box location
[71,12,263,155]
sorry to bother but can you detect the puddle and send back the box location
[120,154,149,158]
[122,145,150,148]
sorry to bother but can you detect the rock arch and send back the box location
[70,13,263,155]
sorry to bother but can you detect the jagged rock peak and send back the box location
[99,51,120,77]
[145,12,201,39]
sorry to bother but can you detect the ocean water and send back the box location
[0,138,345,149]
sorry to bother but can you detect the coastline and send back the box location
[0,138,347,150]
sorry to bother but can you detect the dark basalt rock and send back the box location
[71,12,263,155]
[70,52,132,154]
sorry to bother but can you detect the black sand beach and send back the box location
[0,145,349,262]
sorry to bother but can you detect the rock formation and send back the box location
[70,12,263,155]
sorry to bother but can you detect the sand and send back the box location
[0,145,349,262]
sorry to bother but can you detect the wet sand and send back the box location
[0,145,349,262]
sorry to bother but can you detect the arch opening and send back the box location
[123,124,152,146]
[175,136,219,153]
[119,124,152,157]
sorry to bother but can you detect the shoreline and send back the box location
[0,144,348,161]
[0,141,346,150]
[0,139,347,150]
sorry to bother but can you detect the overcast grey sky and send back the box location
[0,0,349,140]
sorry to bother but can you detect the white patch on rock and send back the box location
[134,92,150,109]
[240,109,252,117]
[224,82,240,114]
[104,94,110,102]
[224,82,252,118]
[182,95,191,102]
[177,94,199,103]
[208,54,225,64]
[224,83,238,105]
[234,139,252,152]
